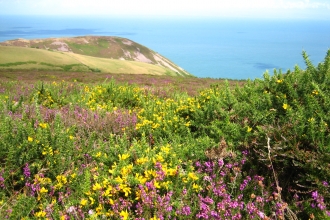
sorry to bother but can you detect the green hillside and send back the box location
[0,46,184,76]
[0,36,192,76]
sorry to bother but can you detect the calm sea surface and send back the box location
[1,15,330,79]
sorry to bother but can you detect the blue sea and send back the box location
[1,15,330,79]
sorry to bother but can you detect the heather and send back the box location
[0,51,329,219]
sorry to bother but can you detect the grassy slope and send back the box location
[0,46,79,65]
[67,53,177,75]
[0,46,179,75]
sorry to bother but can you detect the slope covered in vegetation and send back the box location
[0,36,191,76]
[0,51,329,219]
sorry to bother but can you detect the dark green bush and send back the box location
[190,50,330,218]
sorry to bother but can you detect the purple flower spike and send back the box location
[23,163,31,178]
[181,206,191,216]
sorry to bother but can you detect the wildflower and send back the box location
[80,198,88,206]
[95,152,102,158]
[96,204,103,214]
[39,187,48,194]
[277,79,283,83]
[258,211,266,219]
[23,163,31,178]
[89,197,95,205]
[120,210,129,220]
[247,126,252,132]
[161,181,171,190]
[308,117,315,123]
[104,186,113,197]
[166,168,177,176]
[28,136,33,142]
[193,183,201,192]
[135,173,147,184]
[282,103,288,110]
[311,191,318,200]
[120,183,131,197]
[92,183,102,191]
[34,210,47,218]
[188,172,199,181]
[154,181,161,189]
[119,153,130,161]
[181,206,191,215]
[161,145,171,154]
[38,123,48,129]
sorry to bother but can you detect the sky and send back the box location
[1,0,330,20]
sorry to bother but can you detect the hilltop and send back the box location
[0,36,191,76]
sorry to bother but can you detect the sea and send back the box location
[1,15,330,79]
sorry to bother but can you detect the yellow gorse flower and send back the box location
[136,157,148,165]
[119,153,130,161]
[166,168,177,176]
[34,210,47,218]
[120,210,129,220]
[193,183,202,192]
[38,123,48,129]
[80,198,88,206]
[92,183,102,191]
[119,183,131,197]
[39,187,48,194]
[188,172,199,181]
[282,103,288,110]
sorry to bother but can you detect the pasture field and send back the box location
[0,51,330,219]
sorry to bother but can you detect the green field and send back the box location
[0,46,180,75]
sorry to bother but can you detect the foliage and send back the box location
[0,50,330,219]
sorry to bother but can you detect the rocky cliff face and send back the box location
[0,36,191,76]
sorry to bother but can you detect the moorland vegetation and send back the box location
[0,50,329,219]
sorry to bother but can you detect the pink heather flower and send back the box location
[322,181,329,187]
[242,150,248,155]
[23,163,31,178]
[258,211,266,219]
[181,206,191,215]
[0,170,5,188]
[326,211,330,216]
[293,193,299,201]
[217,159,224,167]
[311,191,318,200]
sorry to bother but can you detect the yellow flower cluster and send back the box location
[72,142,201,217]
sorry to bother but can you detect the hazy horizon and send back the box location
[1,0,330,20]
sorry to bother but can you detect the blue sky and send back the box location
[1,0,330,20]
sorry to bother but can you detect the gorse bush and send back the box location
[0,50,329,219]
